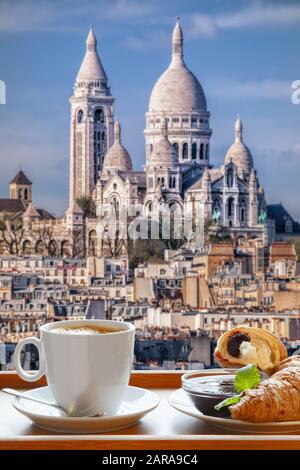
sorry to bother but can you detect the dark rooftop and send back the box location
[0,199,25,213]
[267,203,300,234]
[9,170,32,186]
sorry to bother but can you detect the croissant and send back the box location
[230,355,300,423]
[214,326,287,375]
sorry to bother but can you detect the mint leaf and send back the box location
[234,364,261,393]
[214,394,242,411]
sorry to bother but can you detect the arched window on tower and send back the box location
[227,169,234,187]
[94,108,104,123]
[173,143,179,157]
[199,143,204,159]
[192,143,197,160]
[205,144,209,160]
[182,143,188,160]
[77,109,84,123]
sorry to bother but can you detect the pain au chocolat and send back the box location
[214,326,287,375]
[230,355,300,423]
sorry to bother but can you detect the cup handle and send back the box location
[14,337,45,382]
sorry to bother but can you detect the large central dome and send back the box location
[148,19,207,113]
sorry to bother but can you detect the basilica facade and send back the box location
[68,19,269,244]
[0,19,277,258]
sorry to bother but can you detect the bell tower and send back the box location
[69,27,115,203]
[9,169,32,208]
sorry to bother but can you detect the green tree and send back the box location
[128,238,166,269]
[76,196,96,218]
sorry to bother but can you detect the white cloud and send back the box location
[217,3,300,29]
[101,0,155,20]
[0,0,57,33]
[185,14,218,39]
[124,30,170,51]
[186,3,300,39]
[0,0,156,33]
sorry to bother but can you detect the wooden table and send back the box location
[0,372,300,450]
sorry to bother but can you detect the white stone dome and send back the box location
[76,27,108,84]
[148,19,207,113]
[149,118,178,167]
[225,116,254,174]
[103,121,133,172]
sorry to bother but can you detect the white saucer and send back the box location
[13,386,159,434]
[169,388,300,434]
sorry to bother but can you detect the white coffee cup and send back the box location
[14,319,135,417]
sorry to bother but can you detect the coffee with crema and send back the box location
[52,325,121,335]
[14,319,135,416]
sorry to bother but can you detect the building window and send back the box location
[285,219,293,233]
[227,169,233,187]
[149,177,153,188]
[206,144,209,160]
[77,109,84,123]
[94,108,104,123]
[182,143,188,159]
[173,143,179,157]
[169,176,176,189]
[241,208,245,223]
[192,143,197,159]
[199,143,204,159]
[240,200,247,224]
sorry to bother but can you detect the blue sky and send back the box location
[0,0,299,218]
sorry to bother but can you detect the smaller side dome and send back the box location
[103,121,133,172]
[225,115,254,174]
[148,118,178,168]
